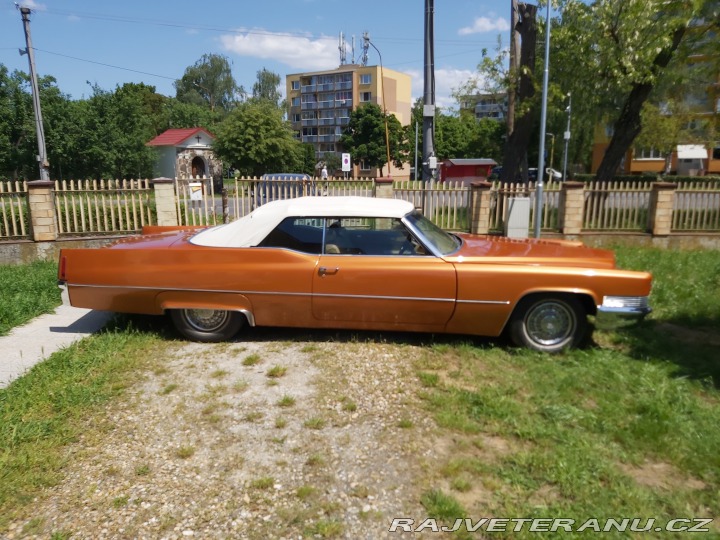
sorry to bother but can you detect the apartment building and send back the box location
[286,64,412,178]
[459,92,508,122]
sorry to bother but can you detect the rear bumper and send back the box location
[58,281,71,306]
[595,296,651,330]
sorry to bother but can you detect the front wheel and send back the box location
[170,309,244,342]
[508,295,588,353]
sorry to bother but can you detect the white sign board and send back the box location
[341,153,351,172]
[189,182,203,201]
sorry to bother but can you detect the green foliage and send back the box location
[251,68,283,109]
[0,261,60,335]
[213,101,304,176]
[340,103,408,175]
[174,53,243,113]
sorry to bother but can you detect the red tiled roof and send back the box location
[146,128,215,147]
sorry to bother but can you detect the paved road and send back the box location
[0,306,112,388]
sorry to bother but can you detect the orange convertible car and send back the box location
[58,196,652,352]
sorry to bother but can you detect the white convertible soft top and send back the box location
[190,196,415,248]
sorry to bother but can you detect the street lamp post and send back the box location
[562,93,572,181]
[365,37,392,178]
[533,0,552,238]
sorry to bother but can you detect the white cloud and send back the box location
[406,67,479,111]
[220,30,338,71]
[458,16,510,36]
[17,0,47,10]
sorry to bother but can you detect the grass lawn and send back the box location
[0,261,61,336]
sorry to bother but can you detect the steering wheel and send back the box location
[399,234,418,255]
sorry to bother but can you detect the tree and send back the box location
[212,101,303,176]
[634,102,689,173]
[560,0,716,180]
[251,68,283,109]
[175,54,243,114]
[340,103,408,176]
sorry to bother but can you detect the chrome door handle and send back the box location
[318,266,339,276]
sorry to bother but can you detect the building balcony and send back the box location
[301,85,317,93]
[319,118,336,126]
[303,135,319,143]
[302,119,318,126]
[336,81,352,90]
[301,103,318,110]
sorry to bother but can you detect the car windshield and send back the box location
[405,211,461,256]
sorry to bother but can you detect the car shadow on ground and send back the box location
[621,317,720,389]
[108,313,499,351]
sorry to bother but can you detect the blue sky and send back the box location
[1,0,513,109]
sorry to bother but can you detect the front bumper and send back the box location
[595,296,651,330]
[58,281,71,306]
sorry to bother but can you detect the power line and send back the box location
[33,48,177,81]
[40,7,501,47]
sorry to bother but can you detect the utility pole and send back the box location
[19,6,50,181]
[422,0,436,181]
[507,0,520,137]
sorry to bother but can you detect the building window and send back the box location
[360,74,372,85]
[713,143,720,160]
[291,80,300,90]
[635,147,662,159]
[291,96,300,106]
[360,91,372,102]
[359,160,371,171]
[292,113,301,122]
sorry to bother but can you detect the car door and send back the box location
[311,218,456,327]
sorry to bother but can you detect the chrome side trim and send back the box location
[65,283,511,307]
[456,299,511,305]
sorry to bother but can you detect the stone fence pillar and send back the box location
[559,181,585,235]
[648,182,677,236]
[469,181,493,235]
[152,177,179,227]
[374,177,394,200]
[27,180,58,242]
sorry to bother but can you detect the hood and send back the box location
[447,234,616,269]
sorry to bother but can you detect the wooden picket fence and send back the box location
[54,179,155,236]
[2,176,719,241]
[393,180,470,231]
[673,181,720,232]
[583,180,653,231]
[0,181,29,240]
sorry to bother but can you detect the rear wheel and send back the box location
[509,295,588,353]
[170,309,244,342]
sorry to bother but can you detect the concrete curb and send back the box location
[0,306,112,389]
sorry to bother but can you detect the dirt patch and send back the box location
[6,335,446,539]
[619,460,706,492]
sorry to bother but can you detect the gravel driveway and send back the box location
[7,332,443,539]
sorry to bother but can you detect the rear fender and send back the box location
[155,291,256,326]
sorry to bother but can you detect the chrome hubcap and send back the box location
[525,301,575,346]
[184,309,229,332]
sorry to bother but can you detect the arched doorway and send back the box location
[191,156,206,178]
